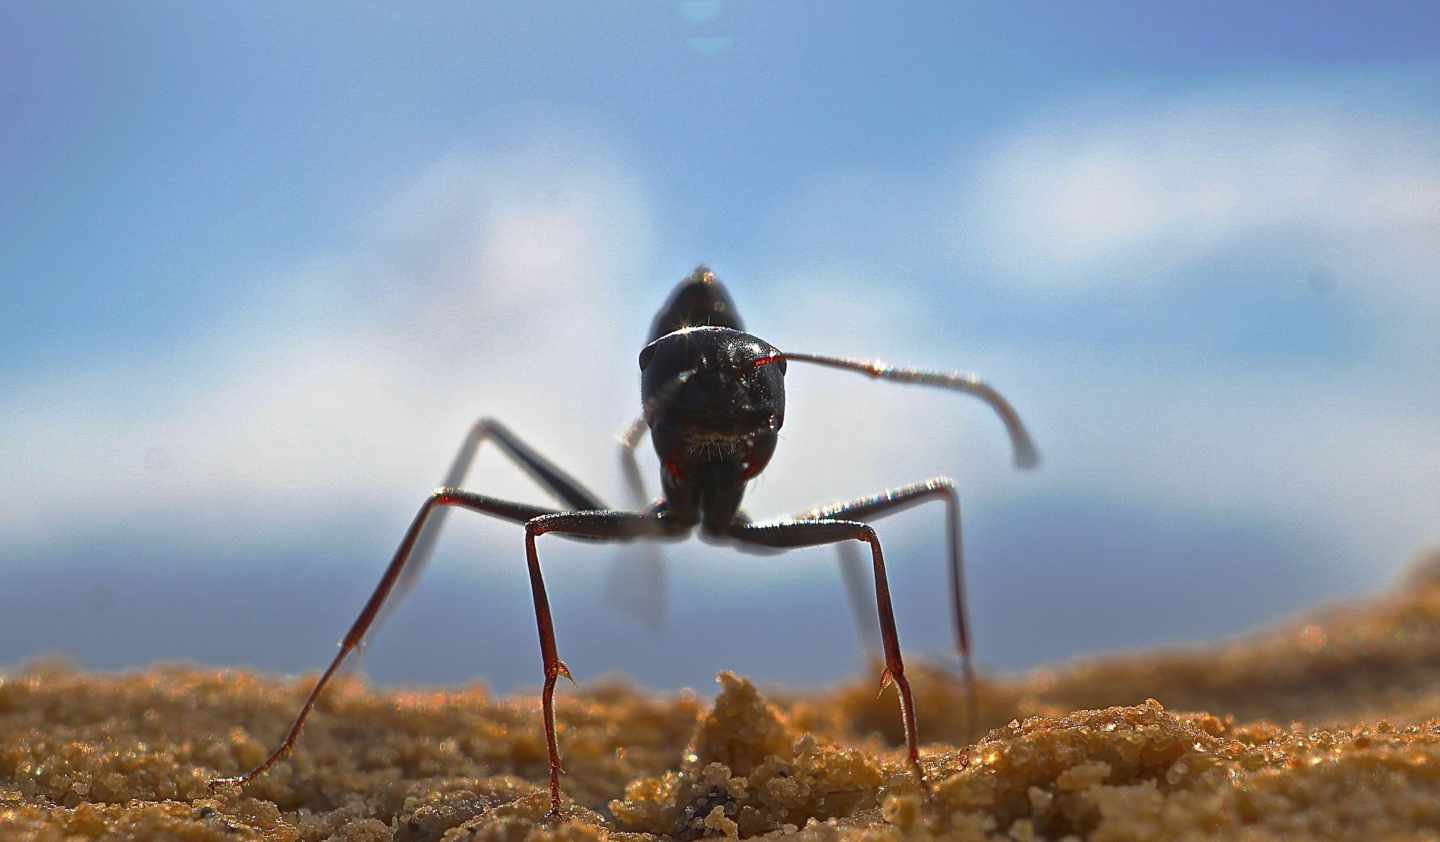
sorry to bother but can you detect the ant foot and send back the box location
[544,788,566,820]
[912,762,932,795]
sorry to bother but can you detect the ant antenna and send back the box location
[769,352,1041,469]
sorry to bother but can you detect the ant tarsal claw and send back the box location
[876,668,896,700]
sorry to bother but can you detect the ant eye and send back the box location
[752,353,786,374]
[638,344,656,370]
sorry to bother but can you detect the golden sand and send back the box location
[5,553,1440,841]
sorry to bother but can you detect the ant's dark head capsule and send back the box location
[639,326,785,479]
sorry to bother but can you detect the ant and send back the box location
[210,266,1039,815]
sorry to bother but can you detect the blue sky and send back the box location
[3,2,1438,694]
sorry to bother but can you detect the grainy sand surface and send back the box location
[5,555,1440,841]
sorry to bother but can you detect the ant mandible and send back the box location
[210,265,1039,815]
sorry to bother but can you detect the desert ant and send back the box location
[210,266,1039,814]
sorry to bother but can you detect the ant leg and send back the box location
[446,418,606,509]
[836,541,882,655]
[524,509,679,815]
[789,479,978,739]
[210,489,559,791]
[608,418,667,627]
[616,416,649,505]
[396,419,607,613]
[728,518,928,789]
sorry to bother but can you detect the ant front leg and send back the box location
[209,489,558,791]
[728,517,928,790]
[523,509,681,815]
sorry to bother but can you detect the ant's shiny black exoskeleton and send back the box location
[211,266,1039,814]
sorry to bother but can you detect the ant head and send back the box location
[639,326,786,477]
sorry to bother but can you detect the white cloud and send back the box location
[0,140,658,544]
[958,94,1440,319]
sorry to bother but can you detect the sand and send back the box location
[5,552,1440,841]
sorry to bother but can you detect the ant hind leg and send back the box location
[400,418,608,609]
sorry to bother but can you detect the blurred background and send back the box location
[3,2,1437,695]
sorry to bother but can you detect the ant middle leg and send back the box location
[727,518,928,789]
[788,479,979,738]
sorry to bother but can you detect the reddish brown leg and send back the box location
[794,478,980,741]
[523,509,678,816]
[394,419,608,622]
[209,488,557,790]
[524,523,571,814]
[729,518,927,788]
